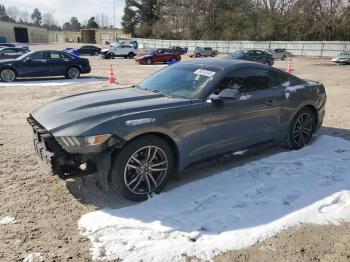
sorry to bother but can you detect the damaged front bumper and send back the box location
[27,116,115,190]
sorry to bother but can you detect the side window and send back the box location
[60,52,74,59]
[270,69,304,87]
[239,69,270,92]
[30,52,46,60]
[270,70,290,87]
[48,52,61,59]
[247,51,255,57]
[2,49,18,55]
[213,68,270,94]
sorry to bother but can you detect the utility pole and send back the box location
[113,0,116,28]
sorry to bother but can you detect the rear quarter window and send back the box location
[270,70,304,87]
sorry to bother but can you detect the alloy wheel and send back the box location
[292,112,313,147]
[1,69,16,82]
[124,146,168,195]
[68,68,80,79]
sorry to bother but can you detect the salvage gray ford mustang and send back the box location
[27,59,326,201]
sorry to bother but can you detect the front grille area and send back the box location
[27,116,96,179]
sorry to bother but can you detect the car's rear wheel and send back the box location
[66,67,80,79]
[110,135,174,201]
[128,52,135,59]
[285,107,316,150]
[196,53,201,58]
[0,68,16,82]
[281,55,287,61]
[146,58,153,65]
[211,53,215,57]
[264,61,271,66]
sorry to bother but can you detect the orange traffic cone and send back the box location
[287,58,293,73]
[108,64,117,84]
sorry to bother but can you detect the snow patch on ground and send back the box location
[23,253,43,262]
[0,216,16,225]
[79,136,350,261]
[0,77,106,87]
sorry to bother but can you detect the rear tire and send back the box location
[285,107,316,150]
[196,53,201,58]
[0,68,16,82]
[281,55,287,61]
[211,53,215,57]
[128,52,135,59]
[65,67,80,79]
[110,135,174,201]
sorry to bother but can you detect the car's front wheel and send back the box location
[145,58,153,65]
[110,135,174,201]
[0,68,16,82]
[66,67,80,79]
[285,107,316,150]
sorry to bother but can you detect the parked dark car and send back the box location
[135,48,181,65]
[226,49,274,66]
[28,59,326,201]
[0,50,91,82]
[169,46,188,55]
[72,45,101,56]
[0,47,30,60]
[0,43,16,48]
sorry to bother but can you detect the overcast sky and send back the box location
[2,0,125,27]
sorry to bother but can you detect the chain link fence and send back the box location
[135,38,350,57]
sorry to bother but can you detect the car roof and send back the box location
[181,58,267,70]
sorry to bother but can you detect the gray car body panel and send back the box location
[30,59,326,171]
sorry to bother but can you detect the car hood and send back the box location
[31,87,190,137]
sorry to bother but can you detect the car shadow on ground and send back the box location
[66,125,350,210]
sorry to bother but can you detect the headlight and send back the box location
[56,134,111,148]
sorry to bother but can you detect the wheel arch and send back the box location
[113,131,180,173]
[0,66,18,75]
[66,65,81,73]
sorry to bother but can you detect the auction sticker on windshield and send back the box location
[194,69,216,77]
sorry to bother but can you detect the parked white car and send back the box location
[332,51,350,65]
[101,44,137,59]
[265,48,293,60]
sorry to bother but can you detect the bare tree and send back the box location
[95,13,110,28]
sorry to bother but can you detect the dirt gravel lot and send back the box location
[0,43,350,261]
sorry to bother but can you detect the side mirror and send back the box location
[218,88,240,99]
[207,89,240,105]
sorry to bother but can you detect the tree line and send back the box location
[122,0,350,41]
[0,4,112,31]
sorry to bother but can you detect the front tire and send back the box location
[145,58,153,65]
[110,135,174,201]
[285,107,316,150]
[0,68,16,82]
[66,67,80,79]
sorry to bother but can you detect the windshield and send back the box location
[340,51,350,56]
[16,52,32,60]
[138,64,221,99]
[231,50,247,58]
